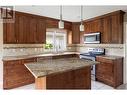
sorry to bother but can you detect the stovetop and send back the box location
[80,48,105,58]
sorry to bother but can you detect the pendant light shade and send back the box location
[59,6,64,29]
[80,6,84,31]
[80,23,84,31]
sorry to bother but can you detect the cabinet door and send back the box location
[16,15,29,43]
[36,18,46,43]
[28,17,37,43]
[72,23,80,44]
[85,19,102,33]
[96,62,114,85]
[111,14,123,43]
[3,22,16,44]
[102,16,111,43]
[3,59,36,89]
[64,22,72,31]
[84,21,92,33]
[91,19,102,32]
[74,67,91,89]
[46,19,58,28]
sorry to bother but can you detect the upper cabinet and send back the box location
[3,10,125,44]
[83,10,125,44]
[72,23,80,44]
[3,11,72,44]
[3,21,16,44]
[84,19,102,33]
[36,18,46,43]
[101,16,111,43]
[111,13,124,43]
[4,11,46,44]
[101,11,124,44]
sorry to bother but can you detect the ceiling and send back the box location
[14,6,127,22]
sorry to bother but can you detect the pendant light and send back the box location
[58,6,64,29]
[80,6,84,31]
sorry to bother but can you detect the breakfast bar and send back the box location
[25,57,99,89]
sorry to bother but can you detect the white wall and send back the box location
[0,22,3,86]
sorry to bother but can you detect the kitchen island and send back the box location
[25,57,99,89]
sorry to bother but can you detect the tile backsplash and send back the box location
[3,44,124,57]
[76,44,124,56]
[3,44,76,56]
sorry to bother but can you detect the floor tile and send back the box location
[117,84,127,89]
[91,80,105,89]
[98,85,114,90]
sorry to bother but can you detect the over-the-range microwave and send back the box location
[84,32,101,44]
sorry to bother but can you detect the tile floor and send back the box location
[91,80,114,90]
[0,80,115,90]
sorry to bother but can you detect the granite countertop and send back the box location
[25,57,99,78]
[2,52,80,61]
[96,55,123,60]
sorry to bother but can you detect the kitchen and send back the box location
[0,6,127,90]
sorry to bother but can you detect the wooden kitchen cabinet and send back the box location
[101,16,111,43]
[84,19,102,33]
[3,11,72,44]
[111,13,124,43]
[83,10,125,44]
[36,66,91,89]
[16,14,28,43]
[102,11,124,44]
[3,11,46,44]
[72,23,80,44]
[96,56,123,88]
[46,18,59,28]
[3,22,16,43]
[36,18,46,43]
[3,58,37,89]
[28,17,37,43]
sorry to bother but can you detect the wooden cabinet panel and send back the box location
[111,14,123,43]
[74,66,91,89]
[85,19,102,33]
[3,58,37,89]
[46,19,58,28]
[101,16,111,43]
[16,15,29,43]
[3,22,16,43]
[36,18,46,43]
[64,22,72,31]
[22,58,37,63]
[72,23,80,44]
[96,56,123,88]
[4,11,46,44]
[28,17,37,43]
[46,66,91,89]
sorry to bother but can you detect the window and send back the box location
[45,29,67,52]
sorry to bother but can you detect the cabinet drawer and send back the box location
[96,63,114,73]
[22,58,37,64]
[96,75,114,86]
[96,57,114,63]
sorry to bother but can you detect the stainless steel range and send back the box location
[80,48,105,80]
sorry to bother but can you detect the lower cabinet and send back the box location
[96,56,123,88]
[3,54,79,89]
[45,66,91,89]
[3,58,37,89]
